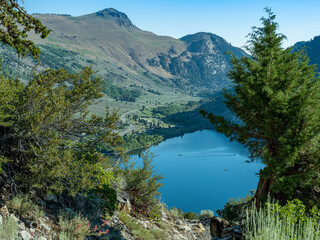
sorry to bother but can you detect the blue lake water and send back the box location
[132,130,263,214]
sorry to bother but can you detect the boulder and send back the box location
[118,199,132,214]
[191,223,205,233]
[221,225,243,240]
[210,216,231,237]
[0,205,9,217]
[176,224,192,232]
[18,230,31,240]
[39,219,52,233]
[172,233,188,240]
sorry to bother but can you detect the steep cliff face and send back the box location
[146,32,247,90]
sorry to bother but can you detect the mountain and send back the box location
[293,36,320,72]
[146,32,246,92]
[0,8,247,92]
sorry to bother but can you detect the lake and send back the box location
[132,130,263,214]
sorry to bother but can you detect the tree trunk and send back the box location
[254,174,272,209]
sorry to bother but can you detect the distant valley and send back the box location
[0,7,319,145]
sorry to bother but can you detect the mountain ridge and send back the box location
[293,35,320,72]
[24,8,248,92]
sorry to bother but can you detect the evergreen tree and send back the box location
[201,9,320,206]
[0,0,50,58]
[0,67,123,195]
[0,1,123,196]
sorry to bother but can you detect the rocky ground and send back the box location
[0,201,244,240]
[0,185,243,240]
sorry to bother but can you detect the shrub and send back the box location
[217,194,253,222]
[0,216,18,239]
[89,183,117,216]
[200,209,214,219]
[123,152,163,216]
[33,206,45,221]
[183,212,199,220]
[6,194,37,217]
[0,68,122,196]
[58,212,92,240]
[244,198,320,240]
[169,207,183,219]
[119,211,167,240]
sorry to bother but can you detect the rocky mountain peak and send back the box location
[95,8,134,27]
[180,32,230,54]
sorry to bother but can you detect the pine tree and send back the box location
[0,0,50,58]
[0,67,123,195]
[0,1,123,195]
[201,9,320,206]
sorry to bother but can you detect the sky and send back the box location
[23,0,320,49]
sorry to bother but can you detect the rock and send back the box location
[38,237,47,240]
[18,230,32,240]
[0,214,3,225]
[136,219,148,228]
[175,219,183,225]
[210,216,231,237]
[39,219,52,233]
[30,221,38,229]
[173,233,188,240]
[18,220,26,230]
[0,205,10,217]
[221,225,243,240]
[191,223,205,233]
[95,8,134,27]
[176,225,192,232]
[118,199,132,214]
[117,191,132,214]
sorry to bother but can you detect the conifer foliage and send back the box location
[0,1,122,196]
[0,68,122,194]
[0,0,50,58]
[201,9,320,205]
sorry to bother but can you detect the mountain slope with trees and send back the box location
[294,35,320,72]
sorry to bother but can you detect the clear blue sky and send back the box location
[23,0,320,48]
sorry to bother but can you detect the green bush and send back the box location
[123,152,163,216]
[0,216,18,239]
[0,68,122,195]
[89,183,117,216]
[58,212,92,240]
[183,212,199,220]
[6,194,37,217]
[244,198,320,240]
[199,209,214,219]
[217,194,253,222]
[169,207,183,219]
[119,211,167,240]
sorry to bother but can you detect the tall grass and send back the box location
[244,199,320,240]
